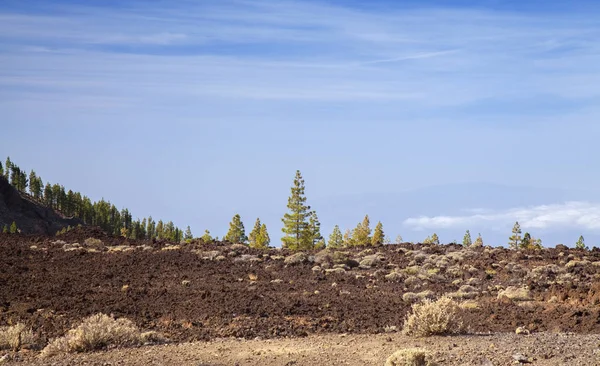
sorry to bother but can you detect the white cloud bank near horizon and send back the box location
[403,201,600,232]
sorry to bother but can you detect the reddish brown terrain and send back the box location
[2,227,600,364]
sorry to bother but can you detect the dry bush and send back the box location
[83,237,104,249]
[40,313,164,358]
[385,347,435,366]
[402,291,435,303]
[497,286,532,301]
[0,323,37,350]
[402,295,464,337]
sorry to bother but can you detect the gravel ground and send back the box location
[8,331,600,365]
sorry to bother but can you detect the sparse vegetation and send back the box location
[40,313,164,358]
[385,347,435,366]
[402,295,464,337]
[0,323,38,351]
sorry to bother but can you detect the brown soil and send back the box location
[2,229,600,363]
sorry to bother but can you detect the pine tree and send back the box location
[431,233,440,245]
[328,225,344,249]
[156,220,164,239]
[342,228,353,247]
[0,161,3,177]
[307,211,323,248]
[521,232,531,249]
[351,215,372,246]
[184,226,193,241]
[225,214,247,244]
[281,170,312,250]
[43,183,53,207]
[371,221,385,246]
[4,157,11,179]
[395,234,403,243]
[248,218,262,248]
[509,221,522,249]
[2,225,7,233]
[201,229,213,243]
[462,230,472,247]
[473,233,484,247]
[147,217,156,240]
[575,235,587,250]
[257,223,270,249]
[530,236,542,250]
[9,221,18,234]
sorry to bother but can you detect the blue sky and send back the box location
[2,0,600,247]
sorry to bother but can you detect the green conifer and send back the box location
[521,232,531,249]
[462,230,472,247]
[257,223,270,248]
[4,157,11,179]
[371,221,385,246]
[249,218,262,248]
[225,214,247,244]
[9,221,18,234]
[184,226,193,241]
[307,211,323,248]
[509,221,522,249]
[473,233,483,247]
[351,215,371,246]
[328,225,344,249]
[575,235,587,250]
[281,170,312,250]
[201,229,213,243]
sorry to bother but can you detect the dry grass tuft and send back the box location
[497,286,532,301]
[40,313,164,358]
[385,347,435,366]
[402,295,464,337]
[0,323,38,351]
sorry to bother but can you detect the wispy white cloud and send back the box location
[1,0,600,106]
[403,202,600,231]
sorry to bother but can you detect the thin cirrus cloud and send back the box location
[402,202,600,232]
[2,0,600,107]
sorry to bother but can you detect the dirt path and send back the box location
[13,332,600,365]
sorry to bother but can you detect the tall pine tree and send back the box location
[509,221,522,249]
[281,170,313,250]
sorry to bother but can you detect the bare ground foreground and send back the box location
[12,332,600,365]
[3,227,600,365]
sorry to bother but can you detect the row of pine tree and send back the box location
[1,157,184,241]
[3,158,589,251]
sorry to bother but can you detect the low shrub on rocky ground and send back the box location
[402,295,465,337]
[385,347,436,366]
[40,313,165,358]
[0,323,39,351]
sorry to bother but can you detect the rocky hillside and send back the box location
[0,176,81,235]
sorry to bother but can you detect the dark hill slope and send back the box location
[0,176,81,234]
